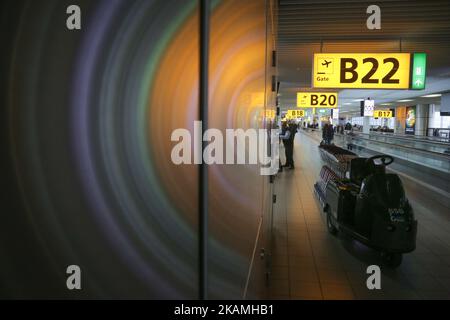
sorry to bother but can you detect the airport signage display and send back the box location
[411,53,427,90]
[363,99,375,116]
[312,53,412,89]
[405,106,416,134]
[332,108,339,119]
[373,110,393,118]
[297,92,338,108]
[265,109,276,119]
[287,109,305,118]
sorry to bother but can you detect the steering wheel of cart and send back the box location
[366,154,394,166]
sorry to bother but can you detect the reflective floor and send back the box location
[269,130,450,299]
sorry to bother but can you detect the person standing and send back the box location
[327,123,334,144]
[280,121,296,169]
[280,122,291,168]
[288,121,298,169]
[345,122,352,131]
[322,123,329,144]
[278,122,288,172]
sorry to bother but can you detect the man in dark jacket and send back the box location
[322,123,329,144]
[327,123,334,144]
[280,121,297,169]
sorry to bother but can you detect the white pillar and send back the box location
[416,104,429,136]
[363,116,371,134]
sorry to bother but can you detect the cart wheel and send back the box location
[326,210,338,235]
[381,252,403,268]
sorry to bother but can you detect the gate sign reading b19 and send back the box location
[313,53,411,89]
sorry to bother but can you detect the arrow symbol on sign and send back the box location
[415,79,423,86]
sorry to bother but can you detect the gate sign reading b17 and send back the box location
[374,110,393,118]
[297,92,338,108]
[313,53,411,89]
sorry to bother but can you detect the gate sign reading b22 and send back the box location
[313,53,412,89]
[297,92,338,108]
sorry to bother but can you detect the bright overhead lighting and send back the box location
[397,99,413,102]
[421,94,441,98]
[380,103,392,106]
[343,103,352,105]
[352,99,364,102]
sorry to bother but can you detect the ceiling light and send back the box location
[352,99,364,102]
[380,103,392,106]
[397,99,413,102]
[421,94,441,98]
[343,103,352,105]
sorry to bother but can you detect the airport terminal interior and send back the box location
[266,0,450,300]
[1,0,450,300]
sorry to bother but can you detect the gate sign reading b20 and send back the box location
[313,53,411,89]
[297,92,338,108]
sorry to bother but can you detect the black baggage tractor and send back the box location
[314,143,417,268]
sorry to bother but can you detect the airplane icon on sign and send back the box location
[322,60,332,68]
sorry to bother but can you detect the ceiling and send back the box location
[277,0,450,113]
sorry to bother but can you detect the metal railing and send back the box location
[427,128,450,141]
[334,133,450,174]
[348,132,450,154]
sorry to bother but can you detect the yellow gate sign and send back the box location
[374,110,393,118]
[313,53,411,89]
[297,92,338,108]
[265,109,276,119]
[287,109,305,118]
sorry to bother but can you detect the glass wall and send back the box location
[208,0,276,299]
[351,117,394,128]
[2,0,275,299]
[429,104,450,129]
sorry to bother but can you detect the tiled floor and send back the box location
[268,130,450,300]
